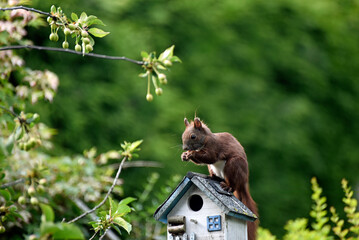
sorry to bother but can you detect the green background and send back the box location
[25,0,359,236]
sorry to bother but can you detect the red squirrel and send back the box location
[181,117,258,240]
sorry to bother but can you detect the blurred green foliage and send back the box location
[258,178,359,240]
[21,0,359,237]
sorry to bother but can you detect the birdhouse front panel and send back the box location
[167,184,226,239]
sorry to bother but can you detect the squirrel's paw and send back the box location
[181,151,192,161]
[220,181,233,193]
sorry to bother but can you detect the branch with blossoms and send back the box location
[1,5,181,101]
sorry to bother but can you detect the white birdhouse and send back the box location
[154,172,257,240]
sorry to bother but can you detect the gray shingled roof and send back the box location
[154,172,257,223]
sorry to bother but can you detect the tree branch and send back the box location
[67,156,128,224]
[89,230,99,240]
[99,228,110,240]
[119,160,163,169]
[0,178,25,189]
[0,105,20,119]
[0,45,144,65]
[0,6,52,17]
[72,198,120,240]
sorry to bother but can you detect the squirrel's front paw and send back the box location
[181,151,192,161]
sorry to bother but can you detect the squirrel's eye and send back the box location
[190,134,196,139]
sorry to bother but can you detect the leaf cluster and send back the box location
[139,45,181,101]
[47,5,109,54]
[90,197,135,237]
[120,140,143,160]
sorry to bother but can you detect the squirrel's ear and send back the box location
[184,118,190,127]
[194,117,202,129]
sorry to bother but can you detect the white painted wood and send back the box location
[167,184,248,240]
[225,215,247,240]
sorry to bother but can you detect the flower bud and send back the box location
[47,16,53,24]
[62,41,69,49]
[81,30,88,37]
[85,44,93,52]
[29,235,37,240]
[68,24,76,30]
[75,44,81,52]
[155,88,163,96]
[30,197,39,205]
[64,28,71,35]
[146,93,153,102]
[18,196,26,205]
[158,73,166,81]
[49,33,59,42]
[82,37,90,44]
[39,178,47,185]
[28,186,36,196]
[163,59,172,67]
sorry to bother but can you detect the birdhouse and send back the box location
[154,172,257,240]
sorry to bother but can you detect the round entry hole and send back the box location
[188,194,203,212]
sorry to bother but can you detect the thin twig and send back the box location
[0,45,144,65]
[121,160,163,169]
[72,198,120,240]
[67,156,128,224]
[0,178,25,189]
[0,105,19,119]
[89,230,99,240]
[0,6,51,17]
[99,228,110,240]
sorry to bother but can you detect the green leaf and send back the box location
[113,216,132,234]
[88,28,110,38]
[40,222,58,236]
[0,189,11,201]
[112,225,122,235]
[86,16,105,26]
[113,197,136,217]
[53,223,84,240]
[119,197,136,206]
[170,56,182,63]
[141,51,149,59]
[50,5,56,13]
[71,13,78,21]
[109,197,117,214]
[159,45,175,61]
[114,205,131,217]
[156,63,167,70]
[80,12,87,22]
[129,140,143,152]
[40,222,84,239]
[40,204,55,222]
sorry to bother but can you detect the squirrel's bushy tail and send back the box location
[235,185,258,240]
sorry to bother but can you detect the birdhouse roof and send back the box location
[154,172,257,224]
